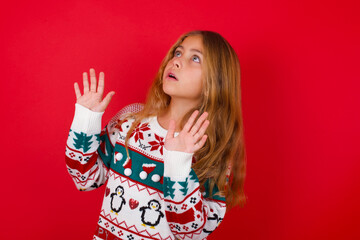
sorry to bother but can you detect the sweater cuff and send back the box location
[163,147,193,181]
[70,103,105,134]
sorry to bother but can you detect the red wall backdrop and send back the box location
[1,0,359,239]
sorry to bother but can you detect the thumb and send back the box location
[100,91,115,110]
[165,119,176,141]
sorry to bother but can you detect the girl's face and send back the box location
[162,35,204,104]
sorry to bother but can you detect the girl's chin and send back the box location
[162,90,175,98]
[162,84,201,101]
[162,84,176,95]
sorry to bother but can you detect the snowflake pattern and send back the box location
[115,119,129,132]
[148,133,165,155]
[130,123,151,142]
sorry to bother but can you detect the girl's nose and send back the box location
[172,58,181,69]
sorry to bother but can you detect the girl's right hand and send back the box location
[74,68,115,112]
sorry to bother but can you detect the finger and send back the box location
[194,135,208,152]
[183,110,199,133]
[97,72,105,99]
[100,91,115,110]
[83,72,89,94]
[165,119,176,141]
[74,82,82,99]
[90,68,97,92]
[190,112,208,136]
[193,120,210,142]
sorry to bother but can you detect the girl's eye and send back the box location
[192,55,200,63]
[174,50,201,63]
[174,50,181,57]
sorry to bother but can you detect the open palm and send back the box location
[165,111,210,153]
[74,68,115,112]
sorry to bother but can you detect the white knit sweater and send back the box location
[65,103,226,240]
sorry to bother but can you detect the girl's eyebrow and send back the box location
[176,45,203,55]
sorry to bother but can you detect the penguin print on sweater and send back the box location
[110,185,126,215]
[203,210,224,234]
[139,199,164,229]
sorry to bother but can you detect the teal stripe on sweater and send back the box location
[112,144,164,192]
[97,130,114,169]
[203,179,226,202]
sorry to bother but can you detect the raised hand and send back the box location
[74,68,115,112]
[165,111,210,153]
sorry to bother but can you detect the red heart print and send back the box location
[105,187,110,197]
[129,199,139,209]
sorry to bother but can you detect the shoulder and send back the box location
[115,103,145,118]
[100,103,144,145]
[107,103,144,129]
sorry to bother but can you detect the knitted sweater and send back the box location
[65,103,227,240]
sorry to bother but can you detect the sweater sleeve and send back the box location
[65,103,118,191]
[163,147,227,240]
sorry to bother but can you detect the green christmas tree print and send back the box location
[95,133,100,145]
[73,131,93,153]
[189,169,199,183]
[164,177,176,199]
[178,179,189,196]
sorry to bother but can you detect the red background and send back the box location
[1,0,359,239]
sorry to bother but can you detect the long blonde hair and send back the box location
[120,30,246,209]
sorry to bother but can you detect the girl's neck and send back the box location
[158,98,200,132]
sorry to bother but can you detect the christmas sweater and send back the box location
[65,103,227,240]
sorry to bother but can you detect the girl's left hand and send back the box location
[165,111,210,153]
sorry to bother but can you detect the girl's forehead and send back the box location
[177,35,204,53]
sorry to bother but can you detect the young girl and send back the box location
[65,30,246,240]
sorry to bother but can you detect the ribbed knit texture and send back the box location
[71,103,104,134]
[163,147,193,181]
